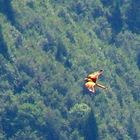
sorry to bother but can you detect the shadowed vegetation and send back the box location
[0,0,139,140]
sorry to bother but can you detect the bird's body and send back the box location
[84,79,96,93]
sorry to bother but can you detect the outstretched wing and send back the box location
[87,70,103,83]
[85,81,96,93]
[96,83,106,89]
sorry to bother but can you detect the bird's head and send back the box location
[99,69,103,72]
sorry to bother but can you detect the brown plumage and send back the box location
[84,70,107,93]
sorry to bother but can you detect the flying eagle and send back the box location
[84,70,107,93]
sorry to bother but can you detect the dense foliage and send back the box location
[0,0,140,139]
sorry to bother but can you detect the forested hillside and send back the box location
[0,0,140,140]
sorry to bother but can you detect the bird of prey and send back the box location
[84,70,107,93]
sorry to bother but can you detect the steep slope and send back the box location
[0,0,140,140]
